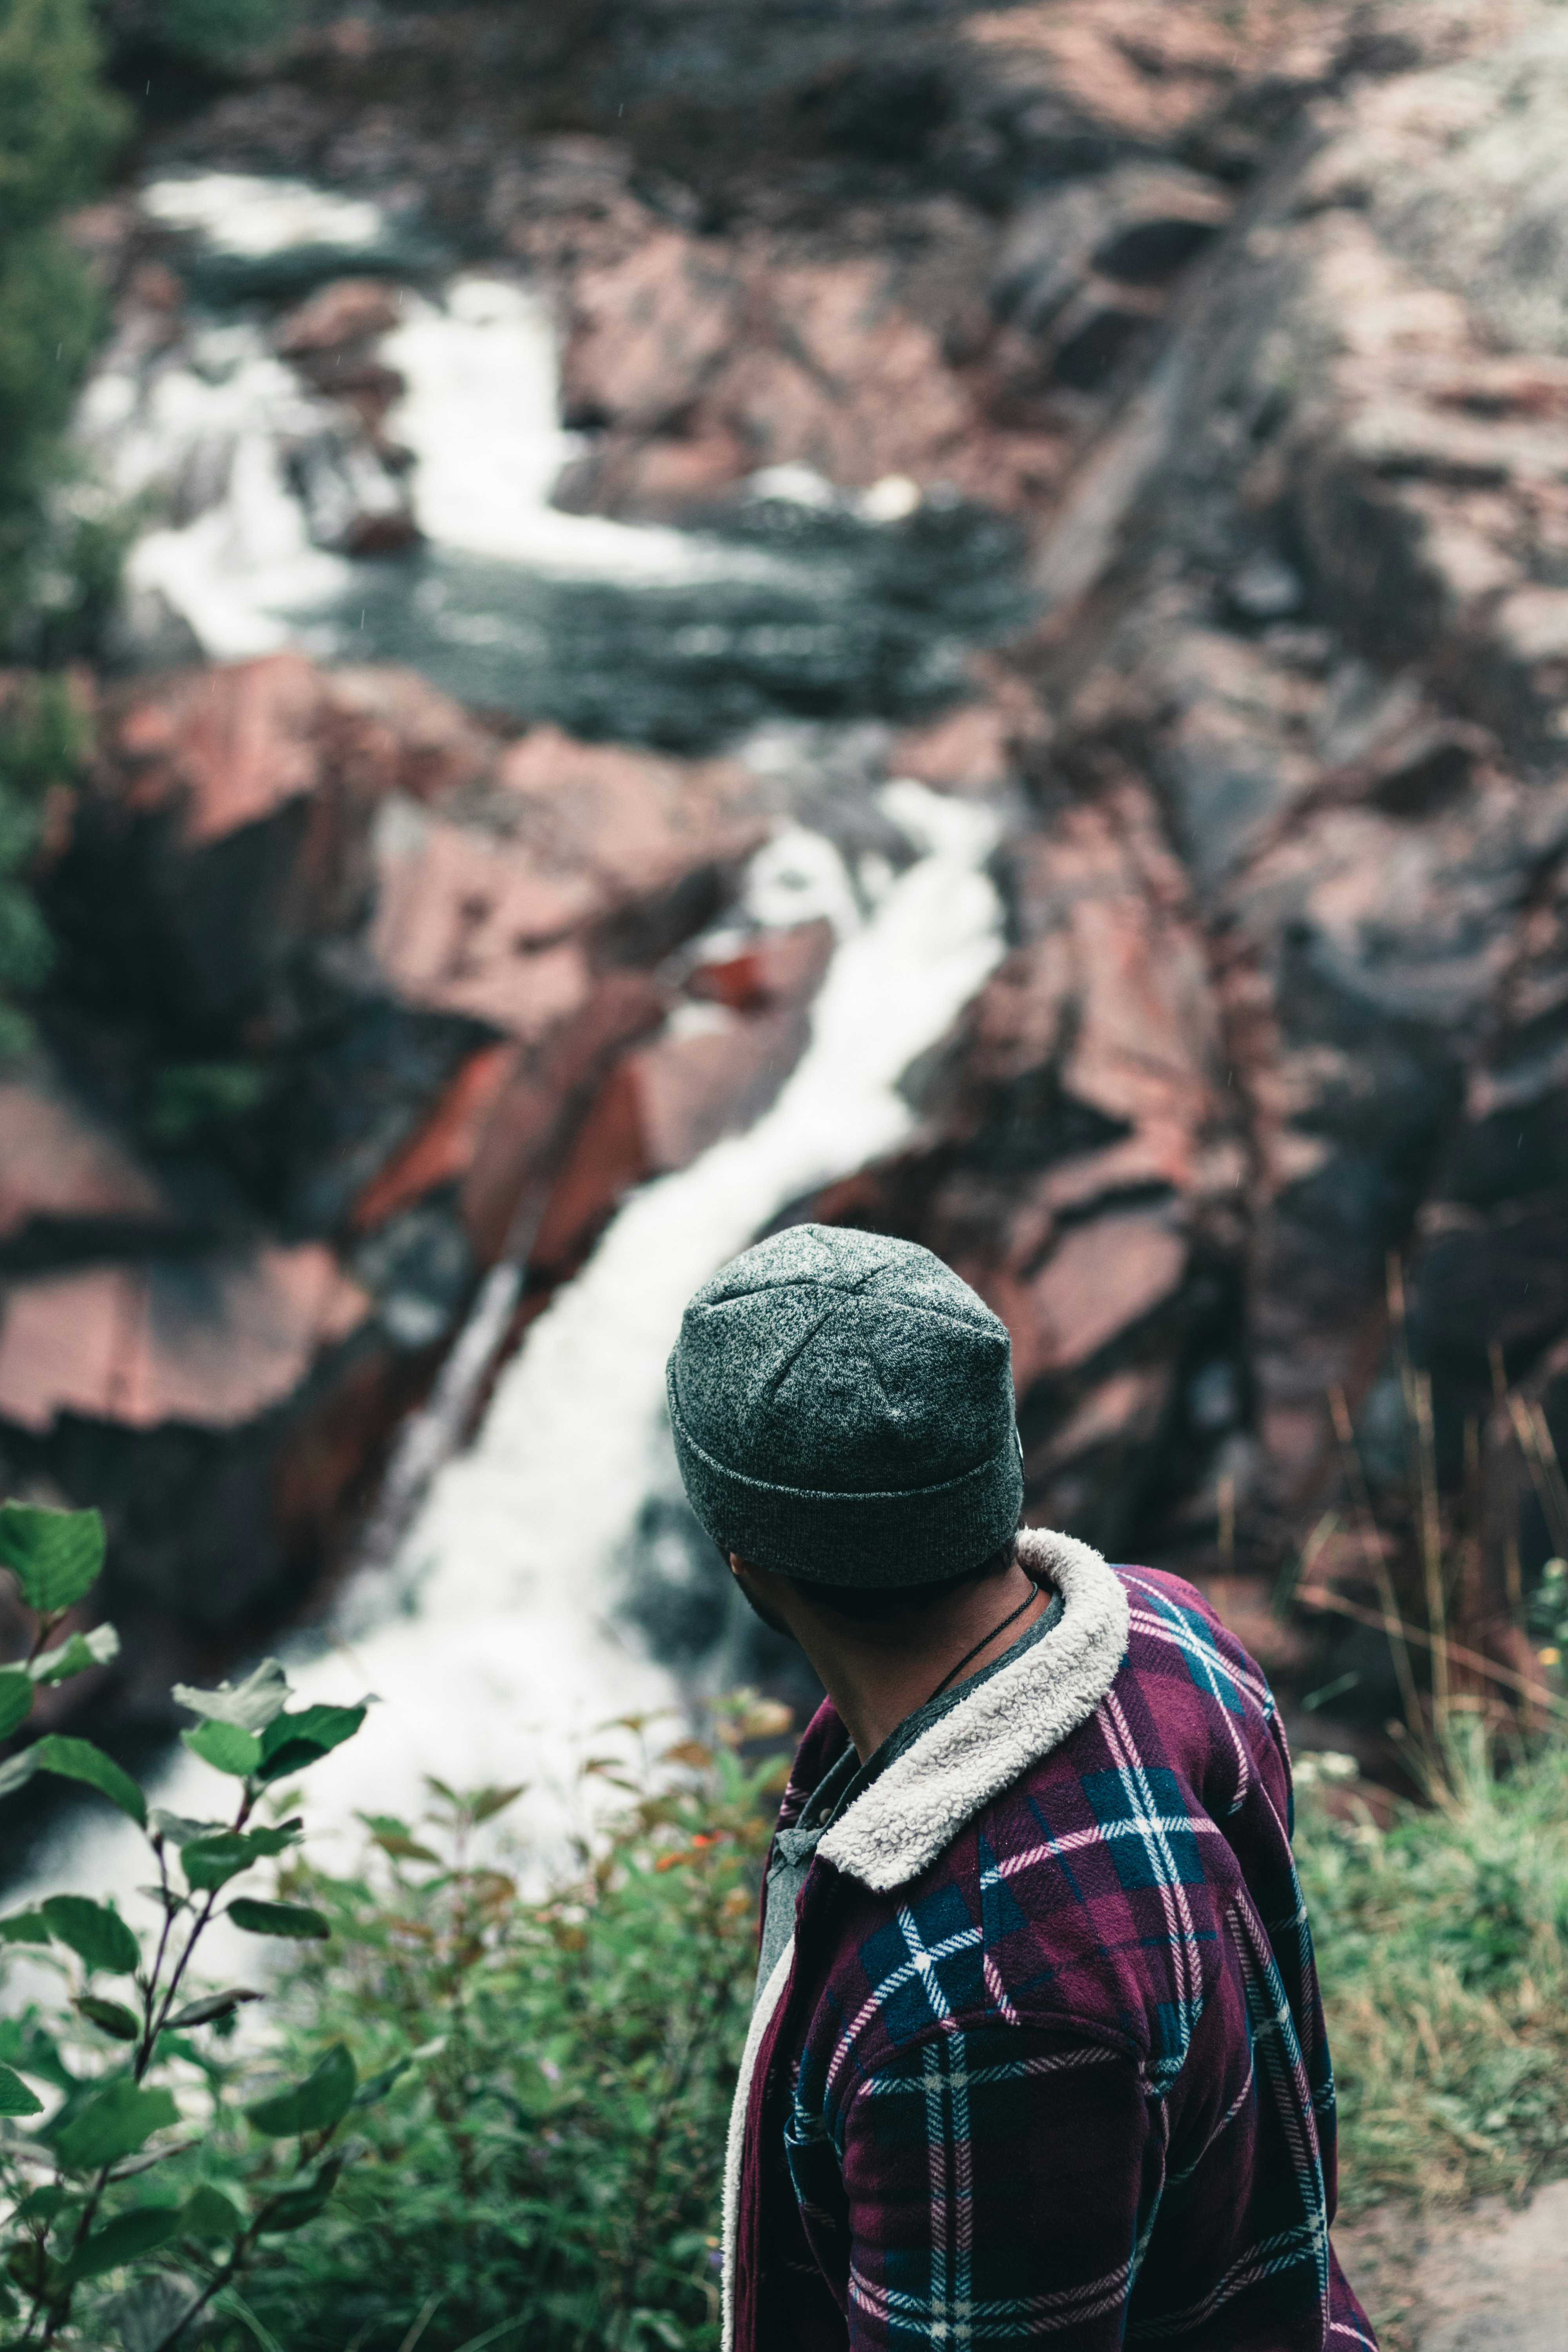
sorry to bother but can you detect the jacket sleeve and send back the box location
[837,2023,1160,2347]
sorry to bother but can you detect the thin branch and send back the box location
[1295,1584,1568,1714]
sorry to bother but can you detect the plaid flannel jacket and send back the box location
[722,1529,1377,2351]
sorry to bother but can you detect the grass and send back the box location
[1297,1729,1568,2218]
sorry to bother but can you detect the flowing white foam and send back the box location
[101,332,354,660]
[31,786,1002,1914]
[140,172,399,263]
[83,263,792,660]
[382,278,780,583]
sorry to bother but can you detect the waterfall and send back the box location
[30,171,1014,1907]
[33,783,1002,1906]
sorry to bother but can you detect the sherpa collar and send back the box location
[815,1528,1130,1894]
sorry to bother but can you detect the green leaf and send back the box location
[352,2056,413,2109]
[227,1898,330,1941]
[468,1782,528,1825]
[109,2274,201,2352]
[0,2062,42,2117]
[41,1895,140,1975]
[180,2182,243,2240]
[173,1657,290,1733]
[256,2157,341,2232]
[16,2185,68,2225]
[0,1503,104,1614]
[163,1987,261,2031]
[68,2203,181,2279]
[74,1995,140,2043]
[51,2081,177,2171]
[147,1809,223,1848]
[182,1718,262,1776]
[180,1820,301,1891]
[30,1622,120,1685]
[28,1734,145,1824]
[0,2015,73,2091]
[0,1909,52,1945]
[370,1829,441,1864]
[0,1667,33,1738]
[245,2042,356,2138]
[256,1702,367,1784]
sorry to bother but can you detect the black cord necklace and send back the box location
[924,1579,1045,1708]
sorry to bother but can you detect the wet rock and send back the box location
[283,423,420,556]
[275,276,404,362]
[528,921,834,1278]
[0,1244,368,1436]
[0,1065,169,1255]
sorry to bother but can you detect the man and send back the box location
[666,1223,1376,2350]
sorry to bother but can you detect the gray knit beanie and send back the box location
[665,1223,1024,1587]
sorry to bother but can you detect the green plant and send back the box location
[0,1497,390,2347]
[211,1700,791,2352]
[1296,1730,1568,2217]
[0,0,127,646]
[0,674,87,1060]
[143,1062,273,1150]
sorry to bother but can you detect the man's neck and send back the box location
[794,1561,1048,1762]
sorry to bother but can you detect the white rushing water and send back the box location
[80,168,794,663]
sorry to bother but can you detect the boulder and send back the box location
[0,1067,168,1251]
[275,276,404,360]
[0,1244,368,1436]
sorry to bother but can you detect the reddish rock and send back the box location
[275,277,404,358]
[0,1069,166,1245]
[887,702,1017,795]
[561,230,745,436]
[0,1245,368,1436]
[325,666,497,806]
[492,725,765,912]
[686,919,834,1013]
[100,653,327,848]
[368,801,596,1039]
[525,923,834,1274]
[1003,1211,1190,1394]
[350,1043,519,1232]
[459,972,666,1263]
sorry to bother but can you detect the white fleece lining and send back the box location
[722,1931,795,2352]
[817,1528,1129,1893]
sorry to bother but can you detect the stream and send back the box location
[36,170,1027,1897]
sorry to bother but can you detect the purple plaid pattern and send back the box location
[731,1566,1377,2350]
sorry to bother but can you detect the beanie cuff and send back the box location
[668,1374,1024,1588]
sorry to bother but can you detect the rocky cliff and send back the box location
[5,0,1567,1740]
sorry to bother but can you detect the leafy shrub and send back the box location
[0,0,127,646]
[1296,1731,1568,2214]
[216,1707,787,2352]
[0,1497,388,2348]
